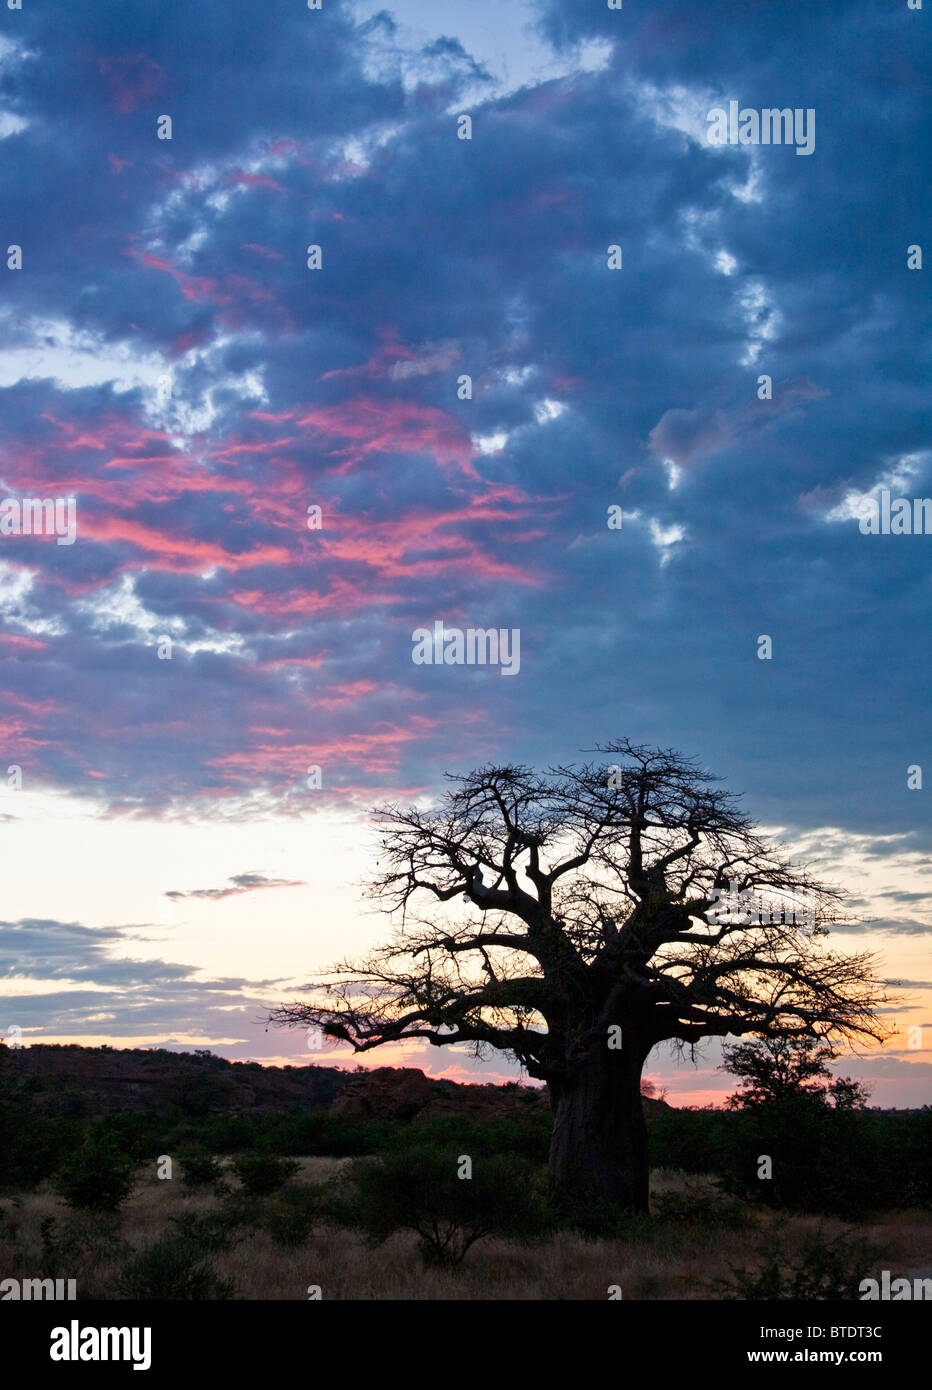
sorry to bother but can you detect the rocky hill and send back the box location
[0,1042,345,1117]
[0,1043,671,1122]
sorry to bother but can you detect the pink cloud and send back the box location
[242,243,285,261]
[259,654,329,671]
[311,680,379,709]
[209,717,442,780]
[127,248,223,305]
[232,578,402,618]
[80,515,292,573]
[296,397,479,479]
[0,634,48,651]
[224,170,284,193]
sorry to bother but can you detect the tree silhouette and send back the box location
[721,1034,872,1109]
[270,739,893,1211]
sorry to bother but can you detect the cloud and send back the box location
[165,871,306,902]
[867,919,932,938]
[0,916,278,1043]
[0,0,923,847]
[648,407,734,468]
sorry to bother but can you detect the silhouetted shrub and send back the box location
[39,1212,128,1277]
[53,1136,135,1212]
[264,1183,321,1247]
[231,1153,300,1197]
[205,1113,257,1153]
[720,1229,880,1300]
[0,1068,78,1192]
[718,1095,883,1217]
[116,1236,234,1300]
[168,1209,243,1256]
[179,1148,224,1190]
[652,1180,750,1230]
[347,1146,549,1267]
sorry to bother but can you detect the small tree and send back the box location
[231,1153,300,1197]
[348,1146,545,1268]
[719,1034,876,1215]
[179,1148,224,1190]
[54,1136,135,1212]
[721,1035,871,1110]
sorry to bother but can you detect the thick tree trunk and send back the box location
[547,1046,649,1212]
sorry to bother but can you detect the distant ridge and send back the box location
[0,1043,673,1121]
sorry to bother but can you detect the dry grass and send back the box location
[1,1163,929,1300]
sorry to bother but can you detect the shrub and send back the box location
[179,1148,224,1190]
[168,1209,244,1256]
[92,1112,162,1163]
[0,1203,20,1250]
[257,1110,392,1157]
[719,1229,881,1300]
[231,1153,300,1197]
[386,1115,550,1164]
[647,1107,733,1177]
[206,1113,256,1153]
[116,1235,235,1300]
[0,1079,78,1192]
[264,1184,321,1247]
[53,1136,135,1212]
[217,1187,263,1231]
[39,1212,128,1278]
[652,1180,750,1230]
[717,1097,882,1218]
[348,1146,549,1268]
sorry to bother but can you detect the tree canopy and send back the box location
[270,740,893,1083]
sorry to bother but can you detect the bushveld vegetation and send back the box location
[1,1045,928,1299]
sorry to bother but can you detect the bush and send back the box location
[0,1203,20,1253]
[92,1112,162,1163]
[259,1110,392,1157]
[210,1189,256,1233]
[53,1136,135,1212]
[652,1180,750,1230]
[0,1072,78,1193]
[347,1146,549,1268]
[719,1229,881,1300]
[206,1113,257,1154]
[231,1153,300,1197]
[648,1102,931,1216]
[116,1235,234,1300]
[179,1148,224,1190]
[717,1096,883,1218]
[264,1184,321,1247]
[39,1212,128,1278]
[386,1115,550,1164]
[168,1209,244,1256]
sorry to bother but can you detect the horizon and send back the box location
[12,1038,929,1113]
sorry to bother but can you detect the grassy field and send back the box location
[2,1160,929,1300]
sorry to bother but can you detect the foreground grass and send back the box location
[1,1160,928,1300]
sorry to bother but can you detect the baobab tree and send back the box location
[270,740,892,1211]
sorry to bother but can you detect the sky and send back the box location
[0,0,930,1106]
